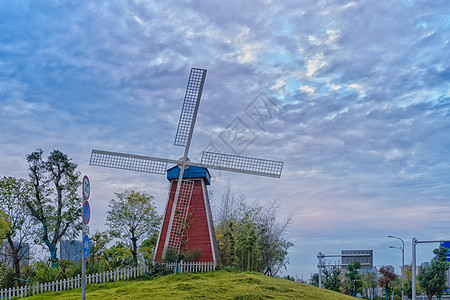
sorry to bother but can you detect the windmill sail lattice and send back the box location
[174,68,207,147]
[166,180,194,253]
[89,68,283,265]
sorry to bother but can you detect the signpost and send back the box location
[81,175,90,300]
[83,234,90,258]
[83,201,90,224]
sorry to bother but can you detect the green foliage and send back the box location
[418,246,450,299]
[59,259,81,279]
[309,272,319,287]
[106,190,161,266]
[344,261,363,297]
[101,243,134,270]
[89,230,112,264]
[0,209,10,244]
[26,149,81,266]
[139,233,158,265]
[0,176,37,285]
[362,270,378,299]
[140,263,173,280]
[378,266,398,299]
[323,266,342,292]
[183,248,202,262]
[32,261,61,283]
[0,263,17,289]
[163,247,178,263]
[215,184,292,275]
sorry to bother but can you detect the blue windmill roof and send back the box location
[166,165,211,185]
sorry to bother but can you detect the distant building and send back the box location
[420,261,430,270]
[0,242,30,268]
[341,250,373,270]
[60,240,82,263]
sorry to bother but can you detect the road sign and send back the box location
[440,241,450,262]
[83,234,90,259]
[82,224,90,234]
[83,201,90,224]
[83,176,90,200]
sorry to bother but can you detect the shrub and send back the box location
[141,263,173,280]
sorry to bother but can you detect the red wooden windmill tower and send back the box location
[90,68,283,266]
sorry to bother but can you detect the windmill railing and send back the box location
[0,261,216,299]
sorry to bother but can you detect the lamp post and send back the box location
[388,235,404,300]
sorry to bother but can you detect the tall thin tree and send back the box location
[26,149,81,267]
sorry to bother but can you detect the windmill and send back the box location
[90,68,283,265]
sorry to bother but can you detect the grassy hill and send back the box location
[26,270,356,299]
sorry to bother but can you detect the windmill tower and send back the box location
[90,68,283,266]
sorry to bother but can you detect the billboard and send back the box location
[341,250,373,270]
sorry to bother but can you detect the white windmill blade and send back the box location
[174,68,207,148]
[90,149,180,175]
[199,151,283,178]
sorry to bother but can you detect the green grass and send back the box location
[25,270,356,300]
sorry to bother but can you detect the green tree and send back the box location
[309,272,319,287]
[323,266,342,292]
[85,230,112,273]
[378,266,398,300]
[0,176,38,286]
[140,233,158,265]
[0,209,10,244]
[26,149,82,267]
[361,270,378,299]
[344,261,363,297]
[418,247,450,300]
[106,190,161,266]
[102,243,134,270]
[214,183,292,275]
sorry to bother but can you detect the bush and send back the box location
[183,248,202,262]
[0,263,17,289]
[32,261,61,283]
[163,248,177,263]
[59,259,81,279]
[141,263,173,280]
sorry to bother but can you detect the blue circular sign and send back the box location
[83,201,90,224]
[83,234,90,259]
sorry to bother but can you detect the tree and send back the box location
[418,247,450,300]
[88,230,111,268]
[378,266,398,300]
[26,149,82,267]
[309,272,319,287]
[140,233,158,265]
[106,190,161,266]
[344,261,363,297]
[214,183,293,275]
[323,266,342,292]
[361,270,378,299]
[0,209,10,244]
[0,176,38,286]
[403,264,423,298]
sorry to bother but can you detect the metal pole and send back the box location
[401,243,405,300]
[317,252,323,288]
[412,238,417,300]
[82,246,86,300]
[388,236,405,300]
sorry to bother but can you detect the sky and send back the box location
[1,0,449,279]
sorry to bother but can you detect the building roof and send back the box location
[166,165,211,185]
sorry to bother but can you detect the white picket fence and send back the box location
[0,261,215,300]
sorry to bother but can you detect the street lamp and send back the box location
[388,235,405,300]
